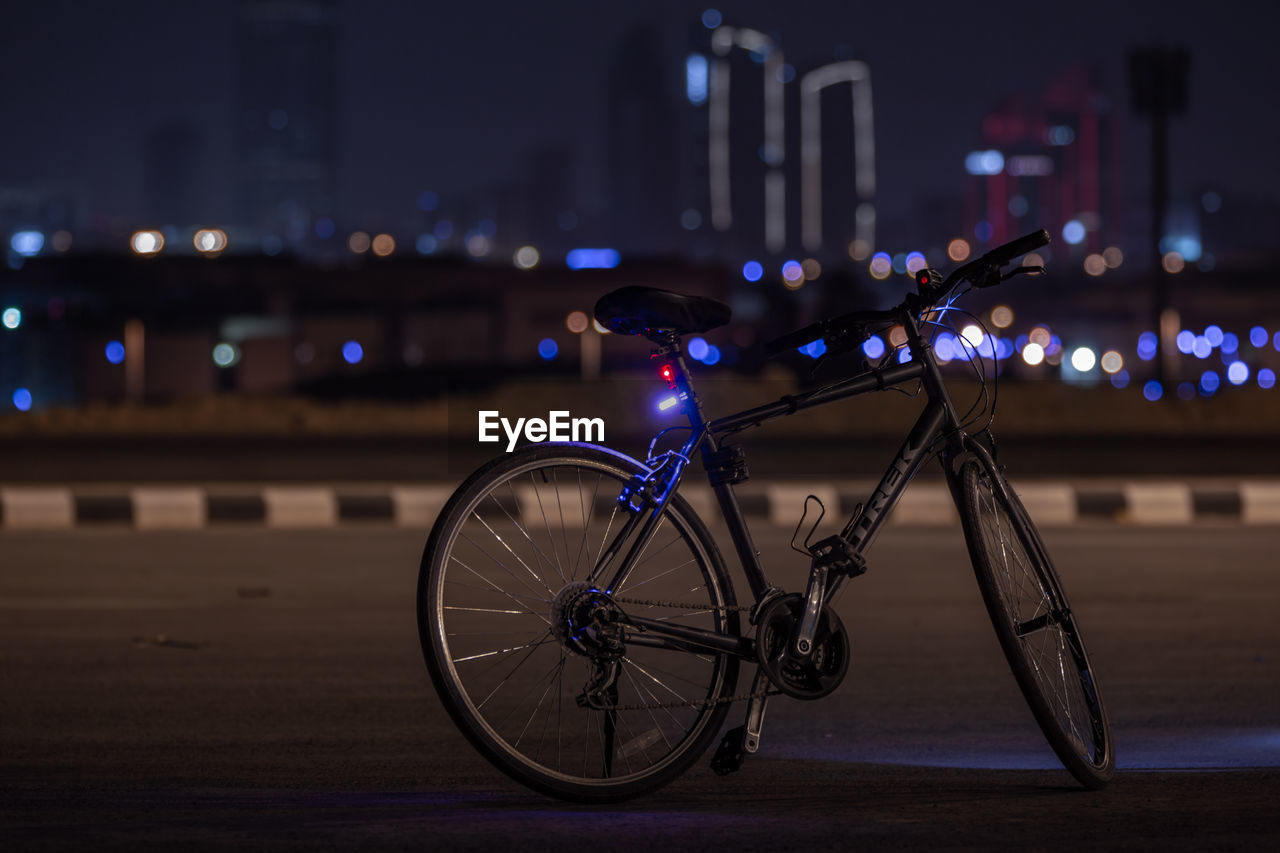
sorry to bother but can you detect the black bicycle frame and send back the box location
[596,304,979,659]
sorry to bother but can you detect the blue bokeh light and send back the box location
[537,338,558,360]
[1260,368,1276,390]
[565,248,620,270]
[342,341,364,364]
[702,345,721,366]
[105,341,125,364]
[1204,325,1224,347]
[1191,336,1212,359]
[862,335,886,360]
[1137,331,1158,361]
[1222,333,1239,354]
[1176,382,1195,400]
[1175,330,1194,354]
[12,387,32,411]
[685,54,708,105]
[742,260,763,281]
[1199,371,1220,395]
[1250,326,1268,348]
[10,230,44,256]
[1227,361,1249,385]
[314,218,335,239]
[1062,220,1086,245]
[1110,369,1130,389]
[1143,381,1163,402]
[701,8,722,28]
[687,337,709,361]
[416,234,438,254]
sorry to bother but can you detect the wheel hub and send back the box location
[551,581,625,658]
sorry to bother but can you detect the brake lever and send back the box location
[1000,265,1046,282]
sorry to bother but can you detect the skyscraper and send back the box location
[234,0,339,254]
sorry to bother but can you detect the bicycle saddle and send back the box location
[594,286,731,337]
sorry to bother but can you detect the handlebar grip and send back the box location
[986,228,1050,268]
[763,322,826,358]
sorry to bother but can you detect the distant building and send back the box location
[963,65,1122,258]
[234,0,339,255]
[144,120,203,229]
[605,25,680,256]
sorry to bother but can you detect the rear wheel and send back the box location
[957,460,1114,788]
[418,444,740,802]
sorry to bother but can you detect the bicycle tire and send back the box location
[418,442,741,802]
[956,459,1115,788]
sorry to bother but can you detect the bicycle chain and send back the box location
[591,595,777,712]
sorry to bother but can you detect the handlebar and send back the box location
[762,228,1051,360]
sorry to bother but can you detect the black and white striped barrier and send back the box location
[2,481,1279,530]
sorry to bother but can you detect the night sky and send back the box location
[1,0,1276,233]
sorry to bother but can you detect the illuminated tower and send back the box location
[234,0,339,254]
[963,65,1121,257]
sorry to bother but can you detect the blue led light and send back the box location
[1227,361,1249,385]
[105,341,125,364]
[537,338,558,360]
[742,260,763,281]
[1200,371,1220,395]
[1192,336,1212,359]
[1248,326,1267,347]
[1204,325,1224,347]
[1175,331,1194,354]
[1221,333,1239,354]
[702,345,721,366]
[12,387,32,411]
[862,335,885,360]
[566,249,620,270]
[799,339,826,359]
[781,260,803,280]
[688,337,709,361]
[342,341,364,364]
[657,394,680,412]
[1143,381,1163,402]
[996,338,1014,360]
[1260,368,1276,390]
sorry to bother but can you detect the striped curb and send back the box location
[0,481,1275,531]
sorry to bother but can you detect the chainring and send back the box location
[756,593,849,700]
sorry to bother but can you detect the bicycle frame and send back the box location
[592,297,1008,661]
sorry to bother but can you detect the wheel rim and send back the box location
[429,456,732,787]
[971,472,1107,768]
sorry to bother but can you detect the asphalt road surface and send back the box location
[2,522,1278,850]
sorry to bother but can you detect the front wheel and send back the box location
[418,443,741,802]
[956,459,1114,788]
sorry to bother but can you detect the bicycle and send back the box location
[416,228,1114,802]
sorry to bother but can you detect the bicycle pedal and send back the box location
[709,725,747,775]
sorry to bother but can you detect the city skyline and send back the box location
[1,0,1277,257]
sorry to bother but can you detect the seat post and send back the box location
[650,334,711,438]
